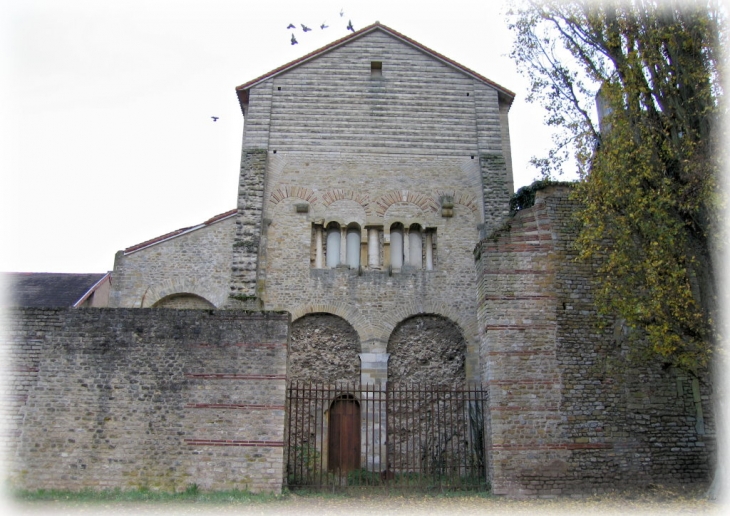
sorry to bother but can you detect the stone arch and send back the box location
[387,314,467,386]
[289,303,372,344]
[324,199,367,229]
[378,300,477,346]
[374,190,439,217]
[140,278,226,308]
[152,293,215,309]
[268,184,319,207]
[320,189,373,216]
[289,313,361,383]
[433,189,481,222]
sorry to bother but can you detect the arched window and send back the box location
[326,223,341,268]
[390,224,404,269]
[346,225,361,268]
[408,224,422,268]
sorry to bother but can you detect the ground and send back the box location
[5,485,723,515]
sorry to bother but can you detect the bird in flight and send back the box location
[211,116,219,122]
[340,9,344,17]
[301,24,312,32]
[287,23,295,29]
[291,33,298,45]
[320,22,328,29]
[347,20,354,32]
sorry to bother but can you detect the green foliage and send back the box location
[510,179,576,213]
[509,0,725,373]
[10,486,280,504]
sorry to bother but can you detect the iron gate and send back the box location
[285,382,488,491]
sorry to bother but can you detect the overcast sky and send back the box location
[0,0,577,274]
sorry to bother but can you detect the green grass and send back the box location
[9,485,285,504]
[9,484,494,504]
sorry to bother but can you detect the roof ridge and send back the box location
[124,208,237,254]
[235,22,514,104]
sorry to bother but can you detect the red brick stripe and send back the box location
[186,403,285,410]
[485,325,555,331]
[184,439,284,447]
[481,270,549,275]
[184,373,286,380]
[491,443,613,450]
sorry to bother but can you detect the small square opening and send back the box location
[371,61,383,77]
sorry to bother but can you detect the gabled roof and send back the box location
[124,209,237,254]
[1,272,109,308]
[236,22,515,109]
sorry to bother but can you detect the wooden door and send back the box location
[328,395,360,473]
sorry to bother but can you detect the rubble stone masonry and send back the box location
[475,185,714,497]
[3,308,289,493]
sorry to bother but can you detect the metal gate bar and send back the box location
[285,382,488,491]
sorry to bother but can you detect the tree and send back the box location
[509,0,724,373]
[508,0,725,496]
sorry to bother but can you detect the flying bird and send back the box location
[211,116,219,122]
[291,33,298,45]
[301,24,312,32]
[347,20,354,32]
[320,22,328,29]
[287,23,296,29]
[340,9,344,17]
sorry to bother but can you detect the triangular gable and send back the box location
[124,209,237,255]
[235,22,514,110]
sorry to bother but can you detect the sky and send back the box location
[0,0,577,274]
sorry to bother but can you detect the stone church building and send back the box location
[110,23,515,388]
[5,23,714,497]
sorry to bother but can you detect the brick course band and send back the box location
[185,374,287,380]
[186,404,286,410]
[184,439,285,447]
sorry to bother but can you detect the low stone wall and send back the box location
[476,185,714,497]
[3,308,289,493]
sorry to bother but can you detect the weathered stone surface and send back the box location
[475,185,714,497]
[288,314,360,384]
[4,308,289,494]
[387,314,466,386]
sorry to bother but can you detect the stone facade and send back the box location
[109,212,236,309]
[110,24,515,385]
[3,308,289,493]
[7,23,711,497]
[475,185,714,496]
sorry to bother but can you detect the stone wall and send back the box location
[387,314,467,386]
[3,308,289,493]
[288,314,361,383]
[109,214,236,309]
[475,185,714,496]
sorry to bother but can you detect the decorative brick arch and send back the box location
[320,189,373,216]
[433,189,481,220]
[140,278,225,308]
[374,190,439,217]
[268,185,319,206]
[288,302,374,345]
[378,300,478,352]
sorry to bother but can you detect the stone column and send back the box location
[315,226,324,268]
[359,353,389,472]
[368,228,379,268]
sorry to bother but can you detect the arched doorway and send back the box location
[328,394,361,474]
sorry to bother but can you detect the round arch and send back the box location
[140,278,227,308]
[289,312,361,383]
[152,293,215,309]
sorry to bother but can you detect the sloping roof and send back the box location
[235,22,515,109]
[1,272,108,308]
[124,209,237,254]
